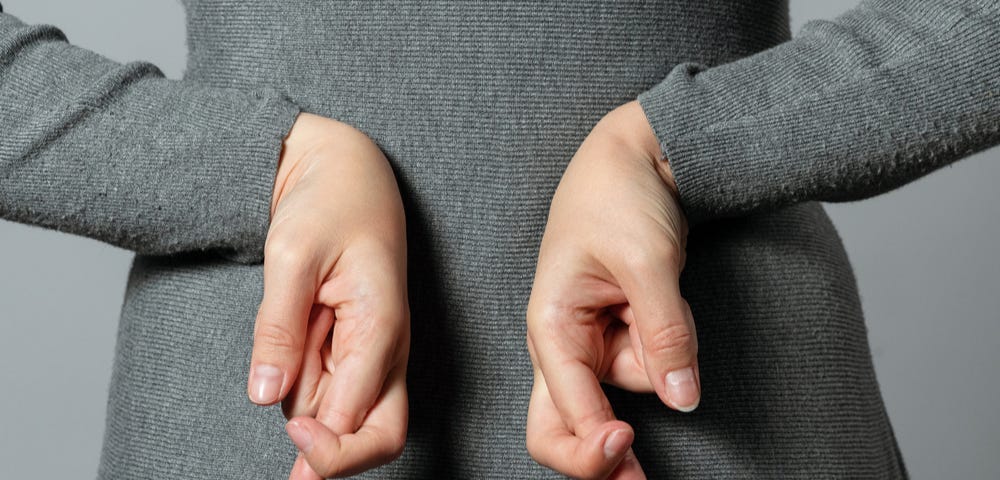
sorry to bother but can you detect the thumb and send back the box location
[617,256,701,412]
[248,240,317,405]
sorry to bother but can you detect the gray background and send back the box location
[1,0,997,478]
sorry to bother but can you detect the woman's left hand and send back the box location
[526,101,698,479]
[246,113,410,479]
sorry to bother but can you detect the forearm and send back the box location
[637,0,1000,224]
[0,10,300,263]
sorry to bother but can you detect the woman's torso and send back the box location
[98,2,906,478]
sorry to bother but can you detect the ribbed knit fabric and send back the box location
[637,0,1000,225]
[0,12,300,264]
[1,0,996,478]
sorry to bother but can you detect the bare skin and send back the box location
[526,100,696,479]
[248,112,410,479]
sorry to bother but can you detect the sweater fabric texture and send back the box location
[1,0,998,478]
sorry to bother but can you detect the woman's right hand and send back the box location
[247,113,410,479]
[526,101,695,479]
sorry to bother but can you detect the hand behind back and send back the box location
[248,113,410,479]
[526,101,698,479]
[242,103,695,480]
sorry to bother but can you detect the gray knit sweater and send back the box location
[1,1,997,478]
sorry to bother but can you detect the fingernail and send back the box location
[603,429,631,459]
[249,364,283,404]
[286,420,314,453]
[665,367,700,412]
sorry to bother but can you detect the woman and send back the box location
[1,0,996,478]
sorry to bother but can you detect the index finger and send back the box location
[613,256,701,412]
[527,304,637,478]
[248,236,319,405]
[526,369,645,480]
[287,365,409,479]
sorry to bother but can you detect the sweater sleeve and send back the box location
[636,0,1000,225]
[0,7,301,263]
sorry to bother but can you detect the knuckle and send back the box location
[263,233,313,269]
[323,407,363,433]
[644,324,696,359]
[524,415,551,466]
[575,405,616,432]
[316,456,343,479]
[526,300,572,333]
[361,424,407,467]
[381,430,407,463]
[622,245,677,275]
[524,432,547,465]
[253,322,300,354]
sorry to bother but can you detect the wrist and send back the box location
[272,112,310,218]
[272,113,360,218]
[599,101,679,198]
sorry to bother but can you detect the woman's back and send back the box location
[98,1,905,477]
[8,0,998,476]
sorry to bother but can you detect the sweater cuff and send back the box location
[637,63,741,226]
[0,11,302,264]
[638,0,1000,226]
[215,92,301,264]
